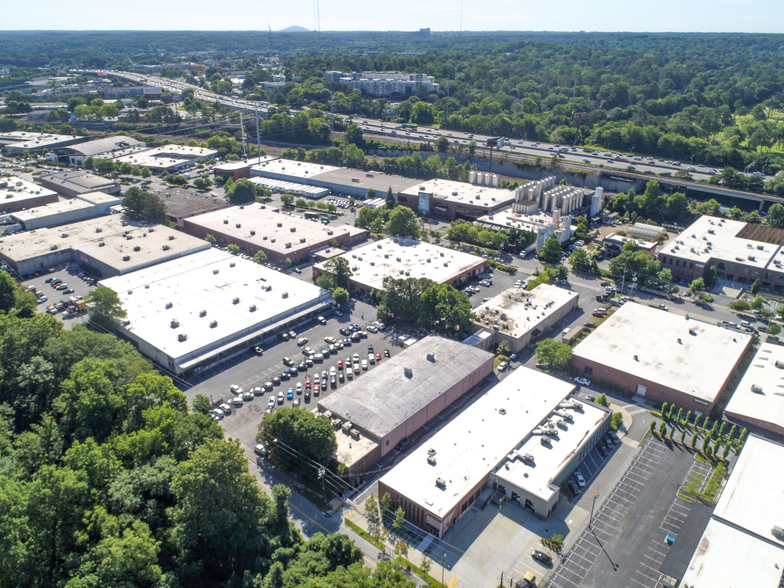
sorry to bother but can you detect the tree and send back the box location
[387,206,421,239]
[662,402,669,420]
[751,278,761,295]
[556,264,569,281]
[122,187,166,224]
[419,283,472,332]
[767,203,784,228]
[227,244,240,254]
[534,339,572,371]
[392,507,406,532]
[539,234,563,265]
[496,340,512,357]
[751,294,765,310]
[0,270,35,315]
[333,287,349,307]
[435,136,449,153]
[659,421,667,437]
[365,493,380,523]
[370,217,384,234]
[85,287,127,329]
[192,395,212,415]
[193,176,213,190]
[257,407,337,472]
[569,248,591,272]
[381,492,392,513]
[596,393,609,407]
[280,194,294,207]
[316,274,336,291]
[205,234,217,245]
[385,186,397,209]
[769,323,781,337]
[140,167,152,179]
[650,420,657,434]
[226,178,257,204]
[421,555,432,576]
[322,257,353,289]
[689,278,705,297]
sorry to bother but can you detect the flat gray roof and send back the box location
[11,198,94,223]
[401,178,516,208]
[0,131,78,151]
[572,304,751,404]
[725,343,784,430]
[113,145,218,171]
[67,136,144,156]
[0,176,58,208]
[313,168,419,195]
[318,335,493,439]
[149,187,229,219]
[186,206,366,256]
[37,171,119,195]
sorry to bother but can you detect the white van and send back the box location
[561,328,571,342]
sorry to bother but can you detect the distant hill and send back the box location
[278,26,310,33]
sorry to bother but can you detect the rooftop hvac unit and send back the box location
[249,304,257,312]
[95,228,102,233]
[290,227,296,232]
[213,269,219,274]
[210,320,218,328]
[775,360,784,369]
[250,230,255,236]
[341,422,353,433]
[170,319,179,328]
[751,384,764,393]
[199,309,207,317]
[165,302,173,309]
[300,238,306,243]
[350,428,360,439]
[277,222,282,227]
[263,236,267,240]
[435,477,446,488]
[281,292,289,298]
[177,333,188,341]
[235,223,241,228]
[232,297,240,304]
[133,246,140,251]
[162,245,170,251]
[327,230,333,235]
[427,455,437,465]
[144,284,149,289]
[168,235,175,240]
[223,219,228,224]
[271,238,275,243]
[285,242,291,248]
[123,255,130,261]
[98,242,105,247]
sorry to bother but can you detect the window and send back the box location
[689,262,693,269]
[718,262,726,270]
[675,260,680,267]
[398,195,407,202]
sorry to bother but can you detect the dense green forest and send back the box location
[0,291,416,588]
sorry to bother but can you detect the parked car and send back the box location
[573,471,586,487]
[532,550,553,566]
[254,346,264,355]
[574,377,591,386]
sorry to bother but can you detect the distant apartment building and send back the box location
[325,71,439,96]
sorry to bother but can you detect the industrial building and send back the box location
[0,176,59,213]
[475,179,599,251]
[152,188,229,224]
[112,144,218,173]
[325,71,439,96]
[0,131,86,154]
[317,336,494,474]
[249,177,330,199]
[657,216,784,291]
[213,160,254,181]
[572,304,752,413]
[10,191,122,230]
[312,237,487,294]
[672,435,784,588]
[0,215,210,277]
[602,232,658,255]
[378,368,608,536]
[37,171,120,198]
[183,206,368,266]
[724,343,784,438]
[397,176,516,220]
[60,136,146,166]
[102,248,331,376]
[469,284,579,353]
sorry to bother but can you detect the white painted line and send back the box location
[628,576,654,588]
[643,553,665,564]
[646,545,668,557]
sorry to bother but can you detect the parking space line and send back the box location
[633,567,661,583]
[569,549,597,564]
[646,545,668,558]
[628,576,656,588]
[562,556,592,573]
[642,553,665,565]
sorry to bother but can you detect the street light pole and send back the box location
[442,553,446,586]
[589,495,598,529]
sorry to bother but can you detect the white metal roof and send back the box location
[725,343,784,430]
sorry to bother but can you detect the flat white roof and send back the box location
[214,160,255,172]
[185,206,366,257]
[0,176,58,207]
[713,434,784,543]
[0,131,76,150]
[658,216,781,270]
[472,283,578,339]
[494,399,606,503]
[603,232,656,250]
[572,304,751,404]
[725,343,784,430]
[68,136,144,156]
[401,178,515,208]
[113,144,218,170]
[680,518,784,588]
[12,197,94,222]
[477,207,565,234]
[250,158,338,180]
[77,191,124,206]
[315,237,485,291]
[379,367,575,519]
[102,248,329,361]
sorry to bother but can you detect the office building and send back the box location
[37,171,120,198]
[0,176,59,213]
[10,191,122,231]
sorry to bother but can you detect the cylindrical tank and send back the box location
[492,174,499,188]
[553,208,561,230]
[469,170,477,185]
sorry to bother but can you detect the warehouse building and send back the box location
[470,284,579,353]
[37,171,120,198]
[673,435,784,588]
[657,216,784,290]
[152,187,229,224]
[724,342,784,438]
[312,237,487,294]
[602,232,657,255]
[213,160,254,181]
[60,136,145,166]
[0,215,209,277]
[318,336,494,474]
[377,368,607,536]
[112,144,218,173]
[11,191,123,230]
[0,176,59,213]
[183,206,368,266]
[0,131,85,154]
[572,304,752,413]
[397,178,516,220]
[102,249,331,376]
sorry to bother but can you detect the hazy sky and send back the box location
[2,0,783,33]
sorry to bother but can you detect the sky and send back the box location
[2,0,783,33]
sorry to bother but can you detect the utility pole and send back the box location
[445,76,450,123]
[442,553,446,586]
[255,105,262,164]
[240,112,246,159]
[330,91,335,147]
[589,495,598,529]
[318,466,326,505]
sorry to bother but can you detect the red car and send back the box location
[592,310,606,318]
[337,360,343,369]
[304,377,311,389]
[376,352,382,361]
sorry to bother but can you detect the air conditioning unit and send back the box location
[210,320,217,328]
[232,297,240,304]
[435,477,446,488]
[177,333,188,341]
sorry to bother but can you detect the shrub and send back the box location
[611,412,623,431]
[596,393,609,407]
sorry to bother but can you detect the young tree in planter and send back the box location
[705,445,714,459]
[703,436,712,455]
[669,423,676,440]
[680,428,686,444]
[365,494,379,524]
[718,421,727,440]
[723,442,732,459]
[685,410,692,428]
[710,421,719,439]
[668,404,677,420]
[659,422,667,437]
[728,424,737,443]
[650,420,657,434]
[676,408,683,424]
[692,432,699,449]
[661,402,669,420]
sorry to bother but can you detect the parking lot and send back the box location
[547,436,701,588]
[22,266,98,328]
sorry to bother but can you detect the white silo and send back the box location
[492,174,499,188]
[469,170,477,185]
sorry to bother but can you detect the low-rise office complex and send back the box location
[183,206,368,266]
[0,215,209,277]
[11,191,122,230]
[0,131,85,154]
[571,304,752,413]
[378,368,607,536]
[325,71,439,96]
[318,336,494,473]
[37,170,120,198]
[658,216,784,290]
[113,144,218,173]
[0,176,59,213]
[397,177,516,219]
[60,136,145,166]
[312,237,487,294]
[675,435,784,588]
[470,284,579,353]
[724,342,784,438]
[102,248,331,376]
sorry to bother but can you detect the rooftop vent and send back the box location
[249,304,257,312]
[133,246,140,252]
[751,384,764,393]
[435,477,446,488]
[210,320,218,328]
[213,269,219,274]
[95,228,102,233]
[177,333,188,341]
[122,255,130,261]
[281,292,289,298]
[232,297,240,304]
[165,302,173,309]
[235,223,241,228]
[170,319,179,328]
[427,455,437,465]
[162,245,170,251]
[230,262,235,267]
[199,309,207,317]
[250,230,255,236]
[98,242,105,247]
[290,227,296,232]
[223,219,228,224]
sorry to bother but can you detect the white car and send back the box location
[268,397,276,407]
[574,471,586,487]
[574,377,591,386]
[367,325,378,333]
[361,359,368,370]
[296,382,303,393]
[230,384,241,393]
